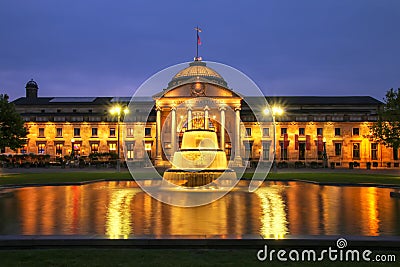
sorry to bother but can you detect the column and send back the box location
[171,106,176,156]
[204,106,209,130]
[234,106,242,164]
[187,106,192,130]
[155,106,162,161]
[219,105,226,150]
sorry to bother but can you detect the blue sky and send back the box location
[1,0,399,101]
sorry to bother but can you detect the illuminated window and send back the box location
[126,127,134,137]
[335,128,341,136]
[245,128,252,137]
[299,128,305,136]
[109,143,116,152]
[38,128,45,137]
[38,143,46,154]
[91,143,99,153]
[335,143,342,156]
[145,143,152,151]
[145,128,152,137]
[110,128,116,137]
[56,128,62,137]
[371,143,378,160]
[262,128,270,137]
[73,128,80,137]
[317,128,323,136]
[126,143,134,160]
[55,143,63,157]
[352,128,360,136]
[353,143,360,159]
[92,127,98,137]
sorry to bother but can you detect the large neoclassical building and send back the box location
[8,59,399,168]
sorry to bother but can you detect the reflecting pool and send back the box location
[0,181,399,238]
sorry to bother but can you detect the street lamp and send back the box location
[264,105,284,172]
[109,105,129,172]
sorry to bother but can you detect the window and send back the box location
[280,128,287,136]
[371,143,378,160]
[262,128,270,137]
[317,128,323,136]
[145,127,152,137]
[55,144,63,157]
[109,143,117,152]
[334,128,341,136]
[38,128,45,137]
[73,109,77,113]
[21,145,27,154]
[57,109,61,113]
[38,143,46,154]
[88,109,92,113]
[280,142,288,160]
[299,128,305,136]
[92,127,98,137]
[126,127,134,137]
[335,143,342,156]
[352,128,360,136]
[91,143,99,153]
[245,128,252,137]
[126,143,134,160]
[109,128,116,137]
[72,143,80,155]
[262,142,270,160]
[56,128,62,137]
[73,128,80,137]
[244,142,253,159]
[394,148,399,161]
[353,143,360,159]
[298,142,306,160]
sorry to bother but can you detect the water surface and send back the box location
[0,181,399,238]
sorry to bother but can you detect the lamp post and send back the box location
[264,106,284,172]
[109,105,129,172]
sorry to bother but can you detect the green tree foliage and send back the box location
[0,94,28,151]
[370,88,400,150]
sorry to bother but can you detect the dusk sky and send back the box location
[1,0,399,101]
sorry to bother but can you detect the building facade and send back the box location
[8,61,399,168]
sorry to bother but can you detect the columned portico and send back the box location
[233,106,242,165]
[219,105,226,150]
[187,106,192,130]
[170,106,176,158]
[155,106,162,164]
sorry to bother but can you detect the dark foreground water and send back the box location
[0,181,399,238]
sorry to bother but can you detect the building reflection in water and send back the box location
[0,181,399,237]
[254,185,288,239]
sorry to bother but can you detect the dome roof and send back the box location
[26,79,38,89]
[167,61,228,89]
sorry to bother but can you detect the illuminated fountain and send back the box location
[163,129,237,187]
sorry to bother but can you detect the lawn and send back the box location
[0,249,398,267]
[0,170,399,186]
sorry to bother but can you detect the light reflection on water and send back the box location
[0,181,399,238]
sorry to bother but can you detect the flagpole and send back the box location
[196,26,199,60]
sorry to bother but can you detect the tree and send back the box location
[0,94,28,151]
[370,88,400,155]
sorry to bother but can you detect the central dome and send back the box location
[167,60,228,89]
[173,61,223,79]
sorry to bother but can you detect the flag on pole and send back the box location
[195,27,202,45]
